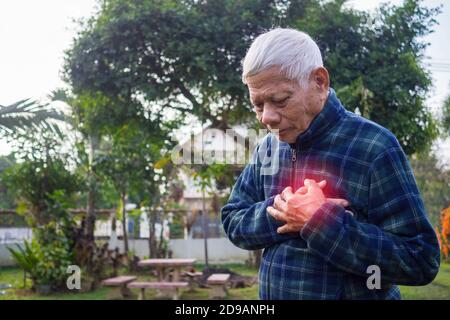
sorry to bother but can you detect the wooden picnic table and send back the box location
[137,258,196,282]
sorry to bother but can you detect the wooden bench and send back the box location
[127,281,189,300]
[207,273,230,299]
[181,271,203,292]
[102,276,137,299]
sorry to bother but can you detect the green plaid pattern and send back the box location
[221,88,440,299]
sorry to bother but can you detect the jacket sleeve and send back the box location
[300,145,440,285]
[221,145,298,250]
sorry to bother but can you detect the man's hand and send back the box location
[267,179,350,234]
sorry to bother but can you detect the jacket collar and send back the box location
[292,87,346,149]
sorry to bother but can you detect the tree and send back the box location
[2,131,81,292]
[64,0,289,129]
[62,0,444,271]
[443,95,450,136]
[286,0,441,155]
[137,157,176,259]
[51,86,176,264]
[65,0,441,155]
[0,154,16,209]
[2,131,81,227]
[0,99,64,137]
[96,118,170,259]
[410,151,450,227]
[49,89,134,246]
[51,89,114,247]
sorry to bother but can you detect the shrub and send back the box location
[435,206,450,261]
[8,223,75,291]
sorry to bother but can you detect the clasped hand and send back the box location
[267,179,350,234]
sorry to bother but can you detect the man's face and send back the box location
[247,66,328,144]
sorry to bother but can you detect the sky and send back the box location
[0,0,449,166]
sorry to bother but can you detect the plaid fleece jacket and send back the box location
[221,88,440,300]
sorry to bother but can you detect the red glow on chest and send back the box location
[276,157,343,199]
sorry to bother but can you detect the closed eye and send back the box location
[273,97,289,106]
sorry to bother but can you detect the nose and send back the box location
[261,106,281,127]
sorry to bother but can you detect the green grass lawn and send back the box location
[1,262,449,300]
[399,262,450,299]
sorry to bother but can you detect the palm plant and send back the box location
[0,99,65,136]
[7,239,41,288]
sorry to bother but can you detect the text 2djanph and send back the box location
[174,304,276,317]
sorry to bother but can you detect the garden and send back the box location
[1,262,450,300]
[0,0,449,300]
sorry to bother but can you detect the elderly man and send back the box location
[221,28,440,300]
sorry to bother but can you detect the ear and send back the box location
[310,67,329,92]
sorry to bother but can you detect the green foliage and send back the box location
[7,240,41,282]
[168,213,185,239]
[2,158,81,226]
[7,227,74,290]
[33,223,75,288]
[65,0,441,155]
[53,89,141,139]
[2,129,79,291]
[0,154,17,209]
[191,163,239,196]
[336,77,374,119]
[64,0,285,127]
[95,119,172,206]
[0,99,64,138]
[410,151,450,226]
[287,0,441,155]
[1,129,82,226]
[126,208,143,240]
[443,95,450,136]
[0,213,27,227]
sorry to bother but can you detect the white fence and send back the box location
[0,237,249,266]
[0,228,31,266]
[0,228,32,244]
[101,238,249,264]
[169,238,249,263]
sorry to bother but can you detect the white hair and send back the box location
[242,28,323,87]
